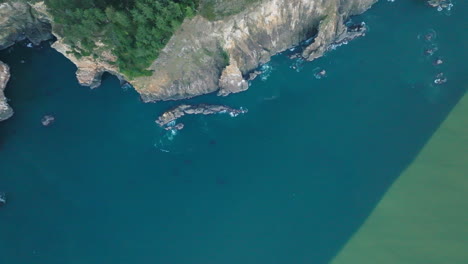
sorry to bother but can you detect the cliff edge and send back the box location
[0,0,377,120]
[0,1,53,121]
[32,0,376,102]
[133,0,376,101]
[0,60,13,121]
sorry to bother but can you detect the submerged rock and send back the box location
[156,104,248,129]
[41,115,55,126]
[427,0,453,11]
[313,68,328,79]
[433,58,444,66]
[434,73,447,85]
[0,192,6,205]
[0,61,13,122]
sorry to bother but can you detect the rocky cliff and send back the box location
[0,1,53,121]
[0,61,13,121]
[132,0,376,102]
[0,1,52,50]
[0,0,377,118]
[32,0,376,102]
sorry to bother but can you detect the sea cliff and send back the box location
[0,0,377,120]
[133,0,376,101]
[31,0,376,101]
[0,1,52,121]
[0,60,12,121]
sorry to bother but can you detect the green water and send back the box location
[331,91,468,264]
[0,1,466,263]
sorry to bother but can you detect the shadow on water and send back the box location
[0,1,467,264]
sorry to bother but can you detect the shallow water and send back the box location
[0,1,466,263]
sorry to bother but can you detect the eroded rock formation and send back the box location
[0,61,12,121]
[32,0,376,102]
[156,104,248,130]
[133,0,377,101]
[0,1,53,121]
[0,0,377,119]
[0,1,52,50]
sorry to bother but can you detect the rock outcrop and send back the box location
[30,0,376,102]
[0,0,377,108]
[30,2,121,89]
[0,61,13,121]
[156,104,248,130]
[0,1,53,121]
[0,1,52,50]
[132,0,377,101]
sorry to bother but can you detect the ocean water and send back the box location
[331,91,468,264]
[0,1,466,264]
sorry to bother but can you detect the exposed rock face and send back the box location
[0,1,52,50]
[1,0,377,106]
[156,104,248,130]
[0,61,13,122]
[51,38,120,88]
[218,60,249,96]
[132,0,377,102]
[0,1,53,121]
[31,2,121,89]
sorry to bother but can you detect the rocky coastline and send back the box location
[33,0,376,102]
[0,60,12,121]
[0,1,53,122]
[0,0,377,121]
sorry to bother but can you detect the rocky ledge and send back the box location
[0,61,13,121]
[156,104,248,130]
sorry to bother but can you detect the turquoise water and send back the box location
[0,1,466,263]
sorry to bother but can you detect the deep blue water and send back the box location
[0,1,466,263]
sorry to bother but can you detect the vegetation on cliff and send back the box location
[43,0,199,78]
[1,0,259,79]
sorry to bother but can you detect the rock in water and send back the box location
[0,192,6,205]
[41,115,55,126]
[0,61,13,122]
[156,104,248,130]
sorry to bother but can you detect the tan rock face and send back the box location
[16,0,375,103]
[218,60,249,96]
[131,0,377,102]
[0,61,13,121]
[30,2,121,88]
[51,38,120,88]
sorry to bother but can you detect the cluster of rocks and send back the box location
[427,0,453,11]
[156,104,248,130]
[421,30,448,85]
